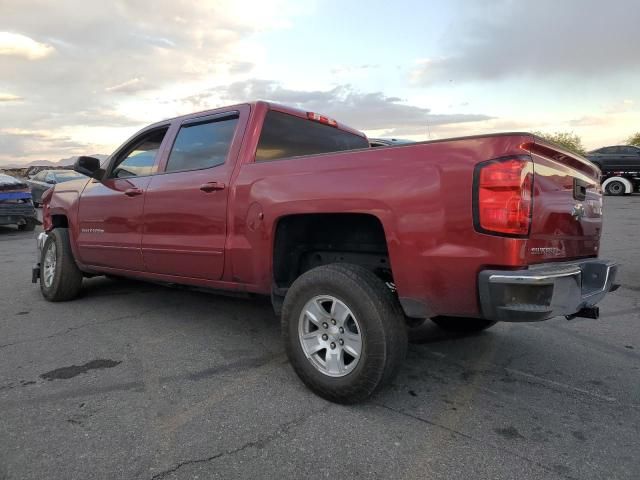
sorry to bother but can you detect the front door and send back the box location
[141,109,245,280]
[76,126,170,271]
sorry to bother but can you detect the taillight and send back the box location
[473,157,533,237]
[306,112,338,127]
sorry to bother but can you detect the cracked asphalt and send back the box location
[1,196,639,480]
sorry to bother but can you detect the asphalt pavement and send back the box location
[0,196,638,480]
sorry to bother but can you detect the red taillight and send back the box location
[306,112,338,127]
[474,157,533,236]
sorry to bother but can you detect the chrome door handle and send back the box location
[124,188,143,197]
[199,182,226,192]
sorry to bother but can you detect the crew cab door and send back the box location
[76,126,170,271]
[141,107,248,280]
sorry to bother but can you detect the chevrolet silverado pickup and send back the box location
[32,101,619,403]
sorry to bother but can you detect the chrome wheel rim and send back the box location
[43,241,57,288]
[298,295,362,377]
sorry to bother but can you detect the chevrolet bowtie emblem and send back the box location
[571,203,585,220]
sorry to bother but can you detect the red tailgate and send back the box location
[526,138,603,263]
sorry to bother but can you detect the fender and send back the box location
[602,176,633,194]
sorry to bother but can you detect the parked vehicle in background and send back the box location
[32,101,619,403]
[586,145,640,171]
[585,146,640,196]
[27,169,86,206]
[0,174,38,231]
[600,170,640,196]
[369,138,413,147]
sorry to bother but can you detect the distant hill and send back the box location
[0,154,109,169]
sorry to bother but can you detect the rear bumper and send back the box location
[478,259,619,322]
[0,203,37,226]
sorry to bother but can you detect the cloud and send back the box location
[411,0,640,85]
[0,32,54,59]
[0,93,23,102]
[0,0,301,163]
[215,79,492,131]
[0,128,94,164]
[105,78,149,94]
[330,64,379,75]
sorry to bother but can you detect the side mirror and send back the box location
[74,156,104,180]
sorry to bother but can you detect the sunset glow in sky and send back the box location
[1,0,639,164]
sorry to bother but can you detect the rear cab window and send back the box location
[255,110,369,162]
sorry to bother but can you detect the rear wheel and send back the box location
[40,228,83,301]
[605,180,626,196]
[282,264,407,403]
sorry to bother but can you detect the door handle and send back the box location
[199,182,226,192]
[124,188,144,197]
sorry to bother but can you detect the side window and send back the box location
[45,172,56,183]
[165,115,239,173]
[620,146,636,154]
[33,171,47,181]
[110,128,168,178]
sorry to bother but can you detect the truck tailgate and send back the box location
[526,138,602,263]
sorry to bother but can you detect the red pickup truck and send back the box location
[33,101,618,403]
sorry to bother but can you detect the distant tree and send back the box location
[533,131,587,156]
[627,132,640,147]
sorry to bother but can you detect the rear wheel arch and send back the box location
[272,212,392,283]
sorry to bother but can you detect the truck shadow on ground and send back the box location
[76,275,532,391]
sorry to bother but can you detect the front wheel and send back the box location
[282,264,407,404]
[40,228,83,301]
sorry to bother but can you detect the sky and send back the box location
[0,0,639,165]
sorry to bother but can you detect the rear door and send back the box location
[526,139,603,263]
[141,107,248,280]
[76,126,169,270]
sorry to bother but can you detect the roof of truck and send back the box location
[148,101,366,139]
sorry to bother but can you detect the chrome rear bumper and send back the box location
[478,259,619,322]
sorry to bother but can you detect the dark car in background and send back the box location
[26,169,85,206]
[586,145,640,172]
[0,174,38,231]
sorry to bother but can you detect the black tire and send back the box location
[18,220,36,231]
[282,264,407,404]
[40,228,83,302]
[605,180,626,196]
[430,316,497,333]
